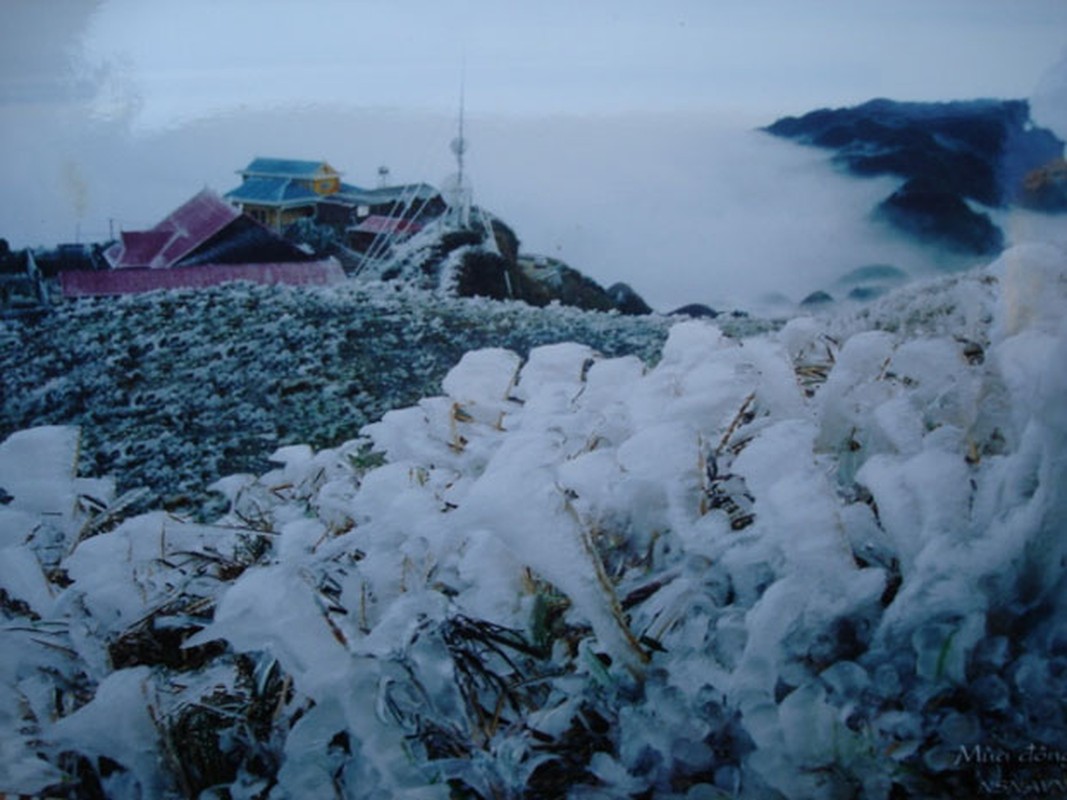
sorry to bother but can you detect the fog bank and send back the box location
[2,104,999,312]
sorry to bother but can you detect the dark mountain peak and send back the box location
[764,97,1065,257]
[853,96,1029,120]
[764,97,1062,207]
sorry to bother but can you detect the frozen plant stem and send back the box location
[562,490,650,675]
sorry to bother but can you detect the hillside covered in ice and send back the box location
[2,283,733,514]
[2,241,1067,798]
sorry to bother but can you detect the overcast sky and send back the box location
[64,0,1067,128]
[2,1,1066,309]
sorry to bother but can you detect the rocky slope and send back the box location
[340,213,656,316]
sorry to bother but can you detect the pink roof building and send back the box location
[64,188,346,297]
[105,190,243,269]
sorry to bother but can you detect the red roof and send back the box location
[352,215,424,235]
[60,260,346,297]
[115,230,173,266]
[106,189,241,269]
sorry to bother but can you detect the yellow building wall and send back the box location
[239,203,314,230]
[314,177,340,195]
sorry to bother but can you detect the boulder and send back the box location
[457,251,646,315]
[607,282,653,316]
[800,290,835,307]
[669,303,719,319]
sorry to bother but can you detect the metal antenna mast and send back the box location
[456,68,466,188]
[447,60,471,228]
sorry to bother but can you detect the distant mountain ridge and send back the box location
[764,98,1066,255]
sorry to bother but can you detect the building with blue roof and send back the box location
[241,158,340,179]
[225,157,447,240]
[225,158,345,230]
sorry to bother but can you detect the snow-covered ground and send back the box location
[2,243,1067,798]
[1,281,714,512]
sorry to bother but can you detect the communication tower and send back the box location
[444,72,472,228]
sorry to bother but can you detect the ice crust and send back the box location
[0,243,1066,797]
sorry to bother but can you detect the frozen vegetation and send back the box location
[0,282,712,513]
[2,243,1067,798]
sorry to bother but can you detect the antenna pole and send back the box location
[457,60,466,191]
[446,58,472,228]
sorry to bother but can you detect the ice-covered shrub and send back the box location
[1,243,1066,797]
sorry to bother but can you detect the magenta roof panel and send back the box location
[154,189,241,266]
[352,215,424,235]
[60,260,345,297]
[109,189,241,269]
[116,230,174,268]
